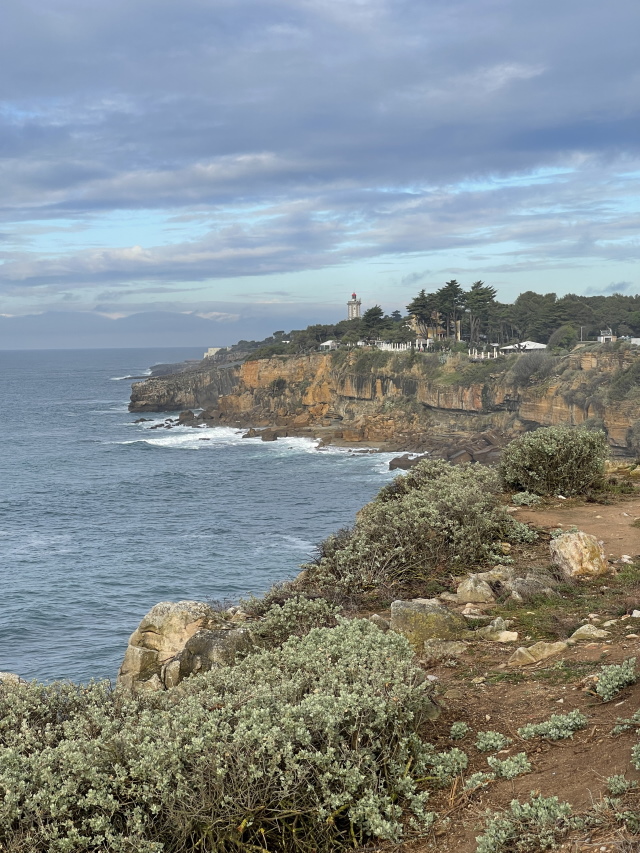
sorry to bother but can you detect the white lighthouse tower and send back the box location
[347,292,362,320]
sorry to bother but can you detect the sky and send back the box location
[1,0,639,347]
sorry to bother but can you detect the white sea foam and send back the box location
[110,369,152,381]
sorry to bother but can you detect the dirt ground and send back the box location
[395,492,640,853]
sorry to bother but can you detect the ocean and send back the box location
[0,348,398,684]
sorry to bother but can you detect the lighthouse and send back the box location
[347,292,362,320]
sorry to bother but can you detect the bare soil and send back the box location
[395,492,640,853]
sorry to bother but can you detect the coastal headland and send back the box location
[129,344,640,457]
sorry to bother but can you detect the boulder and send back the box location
[477,617,518,642]
[390,598,467,647]
[550,531,609,579]
[422,639,468,662]
[456,575,495,604]
[569,624,611,642]
[508,640,568,667]
[117,600,229,691]
[178,410,197,424]
[0,672,24,685]
[242,428,259,438]
[261,429,278,441]
[369,614,390,632]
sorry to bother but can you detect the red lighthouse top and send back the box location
[351,292,357,300]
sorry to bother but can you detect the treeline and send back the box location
[229,284,640,360]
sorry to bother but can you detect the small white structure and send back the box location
[501,340,547,352]
[598,328,617,343]
[203,347,223,358]
[319,339,339,351]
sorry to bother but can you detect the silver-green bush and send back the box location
[595,657,637,702]
[475,731,512,752]
[305,459,535,594]
[517,710,588,741]
[476,794,575,853]
[499,426,608,496]
[487,752,531,780]
[0,619,445,852]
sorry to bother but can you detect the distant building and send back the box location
[501,340,547,352]
[203,347,223,358]
[347,292,362,320]
[319,339,339,351]
[598,328,617,343]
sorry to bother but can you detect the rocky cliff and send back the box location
[129,346,640,455]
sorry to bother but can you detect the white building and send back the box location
[203,347,223,358]
[501,340,547,352]
[319,339,339,351]
[347,292,362,320]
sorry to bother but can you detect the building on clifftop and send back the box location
[347,292,362,320]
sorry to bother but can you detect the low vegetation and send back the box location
[301,458,535,597]
[499,425,608,496]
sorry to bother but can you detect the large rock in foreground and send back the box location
[550,531,609,579]
[117,600,251,691]
[390,598,467,647]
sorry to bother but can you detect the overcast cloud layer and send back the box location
[1,0,639,345]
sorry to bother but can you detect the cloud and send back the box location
[0,0,638,323]
[586,280,634,295]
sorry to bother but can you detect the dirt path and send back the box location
[515,498,640,560]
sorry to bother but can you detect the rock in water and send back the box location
[549,531,609,579]
[390,598,467,647]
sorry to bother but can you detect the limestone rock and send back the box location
[422,639,468,662]
[508,640,569,667]
[550,531,609,579]
[117,600,229,691]
[477,617,518,642]
[390,598,467,647]
[569,624,611,641]
[456,575,495,604]
[0,672,25,685]
[369,614,390,632]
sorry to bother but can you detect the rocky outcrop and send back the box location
[549,531,610,579]
[390,598,467,647]
[129,347,640,454]
[117,600,252,691]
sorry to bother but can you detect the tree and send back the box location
[361,305,385,339]
[465,280,497,344]
[434,280,466,338]
[406,289,438,339]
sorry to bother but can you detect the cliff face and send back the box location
[129,348,640,454]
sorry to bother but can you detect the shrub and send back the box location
[475,731,512,752]
[464,771,495,791]
[0,620,444,852]
[304,459,534,594]
[476,794,575,853]
[487,753,531,779]
[508,351,557,386]
[606,775,636,796]
[248,595,340,650]
[595,657,637,702]
[450,721,470,740]
[499,426,608,496]
[517,710,588,741]
[511,491,541,506]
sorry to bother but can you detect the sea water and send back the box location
[0,348,398,683]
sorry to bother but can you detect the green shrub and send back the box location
[475,731,512,752]
[248,595,340,650]
[476,794,575,853]
[511,491,541,506]
[606,775,636,796]
[517,710,588,741]
[595,657,637,702]
[508,351,557,386]
[464,771,495,791]
[499,426,608,496]
[0,620,444,852]
[450,721,470,740]
[487,752,531,779]
[305,459,534,594]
